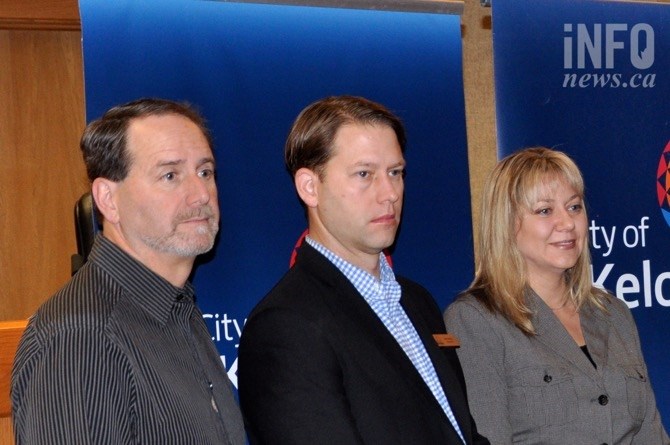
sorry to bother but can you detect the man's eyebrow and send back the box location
[198,157,216,166]
[155,159,185,167]
[153,157,215,168]
[351,161,377,168]
[350,160,405,168]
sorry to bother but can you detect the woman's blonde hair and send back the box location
[467,147,608,335]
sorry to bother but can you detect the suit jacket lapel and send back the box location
[297,245,457,430]
[403,296,474,443]
[530,291,602,382]
[579,302,609,372]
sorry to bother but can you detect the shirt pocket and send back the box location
[621,364,648,422]
[507,365,579,430]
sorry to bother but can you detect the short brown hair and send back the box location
[80,98,212,182]
[284,95,406,179]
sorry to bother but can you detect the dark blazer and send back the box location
[238,244,488,445]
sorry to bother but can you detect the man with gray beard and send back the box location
[11,98,245,445]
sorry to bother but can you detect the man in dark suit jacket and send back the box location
[238,95,488,445]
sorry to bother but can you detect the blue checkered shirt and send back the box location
[306,237,465,444]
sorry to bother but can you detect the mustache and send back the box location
[175,206,216,223]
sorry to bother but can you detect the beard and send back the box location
[141,206,219,257]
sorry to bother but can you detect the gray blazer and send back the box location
[444,290,669,445]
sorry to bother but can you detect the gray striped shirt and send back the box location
[11,235,245,444]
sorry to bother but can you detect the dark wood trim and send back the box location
[0,18,80,31]
[0,0,80,31]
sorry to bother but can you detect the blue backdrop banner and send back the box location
[493,0,670,428]
[79,0,472,389]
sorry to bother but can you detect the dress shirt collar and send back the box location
[87,234,195,325]
[305,237,400,314]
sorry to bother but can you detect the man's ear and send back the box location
[294,167,319,208]
[91,178,120,224]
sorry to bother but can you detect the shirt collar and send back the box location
[87,234,195,325]
[305,237,399,305]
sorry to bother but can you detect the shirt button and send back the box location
[543,374,552,383]
[176,294,185,301]
[598,394,609,405]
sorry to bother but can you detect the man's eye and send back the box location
[163,172,175,181]
[199,169,214,179]
[357,171,370,178]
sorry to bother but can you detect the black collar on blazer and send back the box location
[294,243,471,442]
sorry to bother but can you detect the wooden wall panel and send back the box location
[0,29,87,321]
[461,0,496,258]
[0,321,27,418]
[0,420,12,445]
[0,320,27,445]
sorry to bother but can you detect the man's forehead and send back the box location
[128,113,197,136]
[332,123,401,152]
[335,121,394,137]
[126,115,212,166]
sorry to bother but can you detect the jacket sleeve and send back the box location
[612,299,670,445]
[444,298,513,445]
[238,307,365,445]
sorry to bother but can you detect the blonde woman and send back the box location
[445,147,668,444]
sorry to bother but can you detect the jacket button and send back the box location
[598,395,609,405]
[543,374,552,383]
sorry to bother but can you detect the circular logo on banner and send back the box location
[657,140,670,227]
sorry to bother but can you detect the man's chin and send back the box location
[373,234,397,251]
[157,232,217,257]
[187,234,217,255]
[168,243,215,258]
